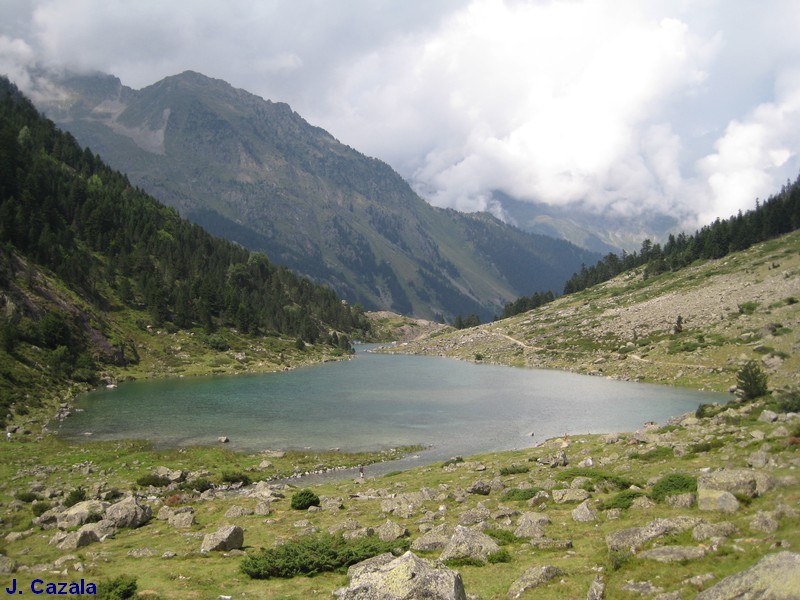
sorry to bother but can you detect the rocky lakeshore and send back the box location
[1,392,799,599]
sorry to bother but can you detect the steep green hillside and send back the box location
[386,228,800,393]
[0,78,369,424]
[34,70,599,320]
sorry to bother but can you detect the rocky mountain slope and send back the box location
[386,229,800,393]
[30,70,599,320]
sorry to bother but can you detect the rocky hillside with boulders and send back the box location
[1,390,798,598]
[385,230,800,394]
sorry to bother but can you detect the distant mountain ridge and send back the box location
[32,69,600,320]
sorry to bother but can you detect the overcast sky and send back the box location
[2,0,800,229]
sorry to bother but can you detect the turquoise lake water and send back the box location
[57,349,726,464]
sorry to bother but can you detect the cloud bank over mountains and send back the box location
[2,0,799,231]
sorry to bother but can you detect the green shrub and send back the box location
[687,439,725,454]
[629,446,674,462]
[650,473,697,502]
[220,471,251,486]
[177,477,214,493]
[485,528,522,545]
[15,491,41,503]
[290,488,320,510]
[204,334,229,351]
[776,386,800,413]
[500,488,542,502]
[444,557,485,568]
[31,501,52,517]
[487,548,513,563]
[94,575,137,599]
[600,489,644,510]
[63,486,86,508]
[240,533,409,579]
[737,360,769,400]
[135,474,171,488]
[738,301,759,315]
[499,464,529,476]
[555,468,634,490]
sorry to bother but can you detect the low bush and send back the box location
[220,471,251,486]
[290,488,320,510]
[240,533,409,579]
[177,477,213,493]
[555,468,634,490]
[15,491,41,503]
[63,486,86,508]
[500,488,542,502]
[484,528,523,546]
[31,501,52,517]
[629,446,673,462]
[599,489,644,510]
[94,575,138,599]
[776,386,800,413]
[135,474,171,488]
[442,456,464,467]
[650,473,697,503]
[687,439,725,454]
[499,464,529,476]
[487,548,513,563]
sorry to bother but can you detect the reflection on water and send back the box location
[59,349,726,462]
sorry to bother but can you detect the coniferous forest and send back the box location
[563,178,800,294]
[0,77,370,418]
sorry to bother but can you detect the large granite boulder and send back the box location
[200,525,244,552]
[56,500,107,530]
[695,552,800,599]
[439,525,500,563]
[375,519,410,542]
[105,497,152,529]
[514,512,550,539]
[606,517,703,553]
[334,551,466,600]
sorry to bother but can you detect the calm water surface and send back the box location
[58,349,726,464]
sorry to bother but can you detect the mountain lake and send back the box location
[57,347,727,473]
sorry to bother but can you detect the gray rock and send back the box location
[156,506,173,521]
[168,507,196,529]
[621,581,663,595]
[698,469,759,498]
[56,528,99,550]
[638,545,707,562]
[412,524,455,552]
[375,519,409,542]
[439,525,500,563]
[665,492,696,509]
[552,488,591,504]
[154,466,185,483]
[698,489,740,513]
[79,519,118,540]
[749,511,780,534]
[586,576,605,600]
[466,480,492,495]
[334,551,466,600]
[225,505,254,518]
[507,565,565,598]
[758,410,779,423]
[254,499,271,516]
[514,512,550,538]
[200,525,244,552]
[0,556,18,574]
[693,521,737,541]
[56,500,107,530]
[105,497,152,529]
[458,506,491,526]
[606,517,702,553]
[695,551,800,599]
[572,499,599,523]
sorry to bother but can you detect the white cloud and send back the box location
[2,0,800,232]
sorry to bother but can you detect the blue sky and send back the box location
[2,0,799,229]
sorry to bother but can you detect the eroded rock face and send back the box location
[334,551,467,600]
[694,551,800,600]
[56,500,107,530]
